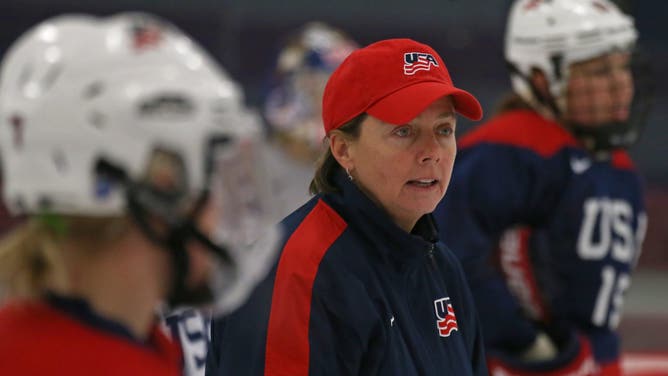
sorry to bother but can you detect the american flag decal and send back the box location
[434,297,458,337]
[523,0,542,11]
[131,23,163,51]
[403,52,439,75]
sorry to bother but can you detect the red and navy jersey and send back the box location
[0,294,182,376]
[206,172,488,376]
[434,110,647,367]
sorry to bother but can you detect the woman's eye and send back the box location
[393,127,411,137]
[438,127,454,136]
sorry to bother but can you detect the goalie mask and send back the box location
[505,0,653,152]
[0,13,279,316]
[264,22,358,159]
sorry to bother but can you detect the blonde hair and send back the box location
[0,215,130,301]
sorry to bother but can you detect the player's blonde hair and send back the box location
[0,215,130,301]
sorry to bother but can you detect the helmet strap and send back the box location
[95,158,235,308]
[125,188,235,308]
[506,60,563,119]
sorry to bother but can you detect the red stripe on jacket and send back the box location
[265,199,348,376]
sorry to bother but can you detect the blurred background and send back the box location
[0,0,665,353]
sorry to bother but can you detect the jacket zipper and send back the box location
[427,243,436,263]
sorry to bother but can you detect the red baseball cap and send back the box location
[322,38,483,133]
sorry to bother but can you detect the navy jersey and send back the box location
[206,172,487,376]
[434,110,646,367]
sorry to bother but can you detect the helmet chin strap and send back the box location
[506,60,563,120]
[126,189,237,307]
[568,121,639,153]
[95,158,235,308]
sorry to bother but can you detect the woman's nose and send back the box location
[418,134,442,164]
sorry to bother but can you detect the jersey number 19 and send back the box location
[576,198,647,329]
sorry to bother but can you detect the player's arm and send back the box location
[435,145,565,355]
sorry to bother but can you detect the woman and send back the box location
[433,1,652,375]
[206,38,487,375]
[0,13,278,375]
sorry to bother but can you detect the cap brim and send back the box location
[366,81,483,124]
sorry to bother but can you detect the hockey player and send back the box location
[0,13,278,375]
[434,1,652,375]
[263,21,358,219]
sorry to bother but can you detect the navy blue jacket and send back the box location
[434,110,646,367]
[206,172,487,375]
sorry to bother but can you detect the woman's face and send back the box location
[565,51,633,127]
[344,96,457,231]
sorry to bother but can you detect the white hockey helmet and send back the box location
[0,13,250,215]
[0,13,279,315]
[505,0,637,102]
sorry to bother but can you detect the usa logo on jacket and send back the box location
[434,297,458,337]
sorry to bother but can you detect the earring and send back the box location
[345,167,354,181]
